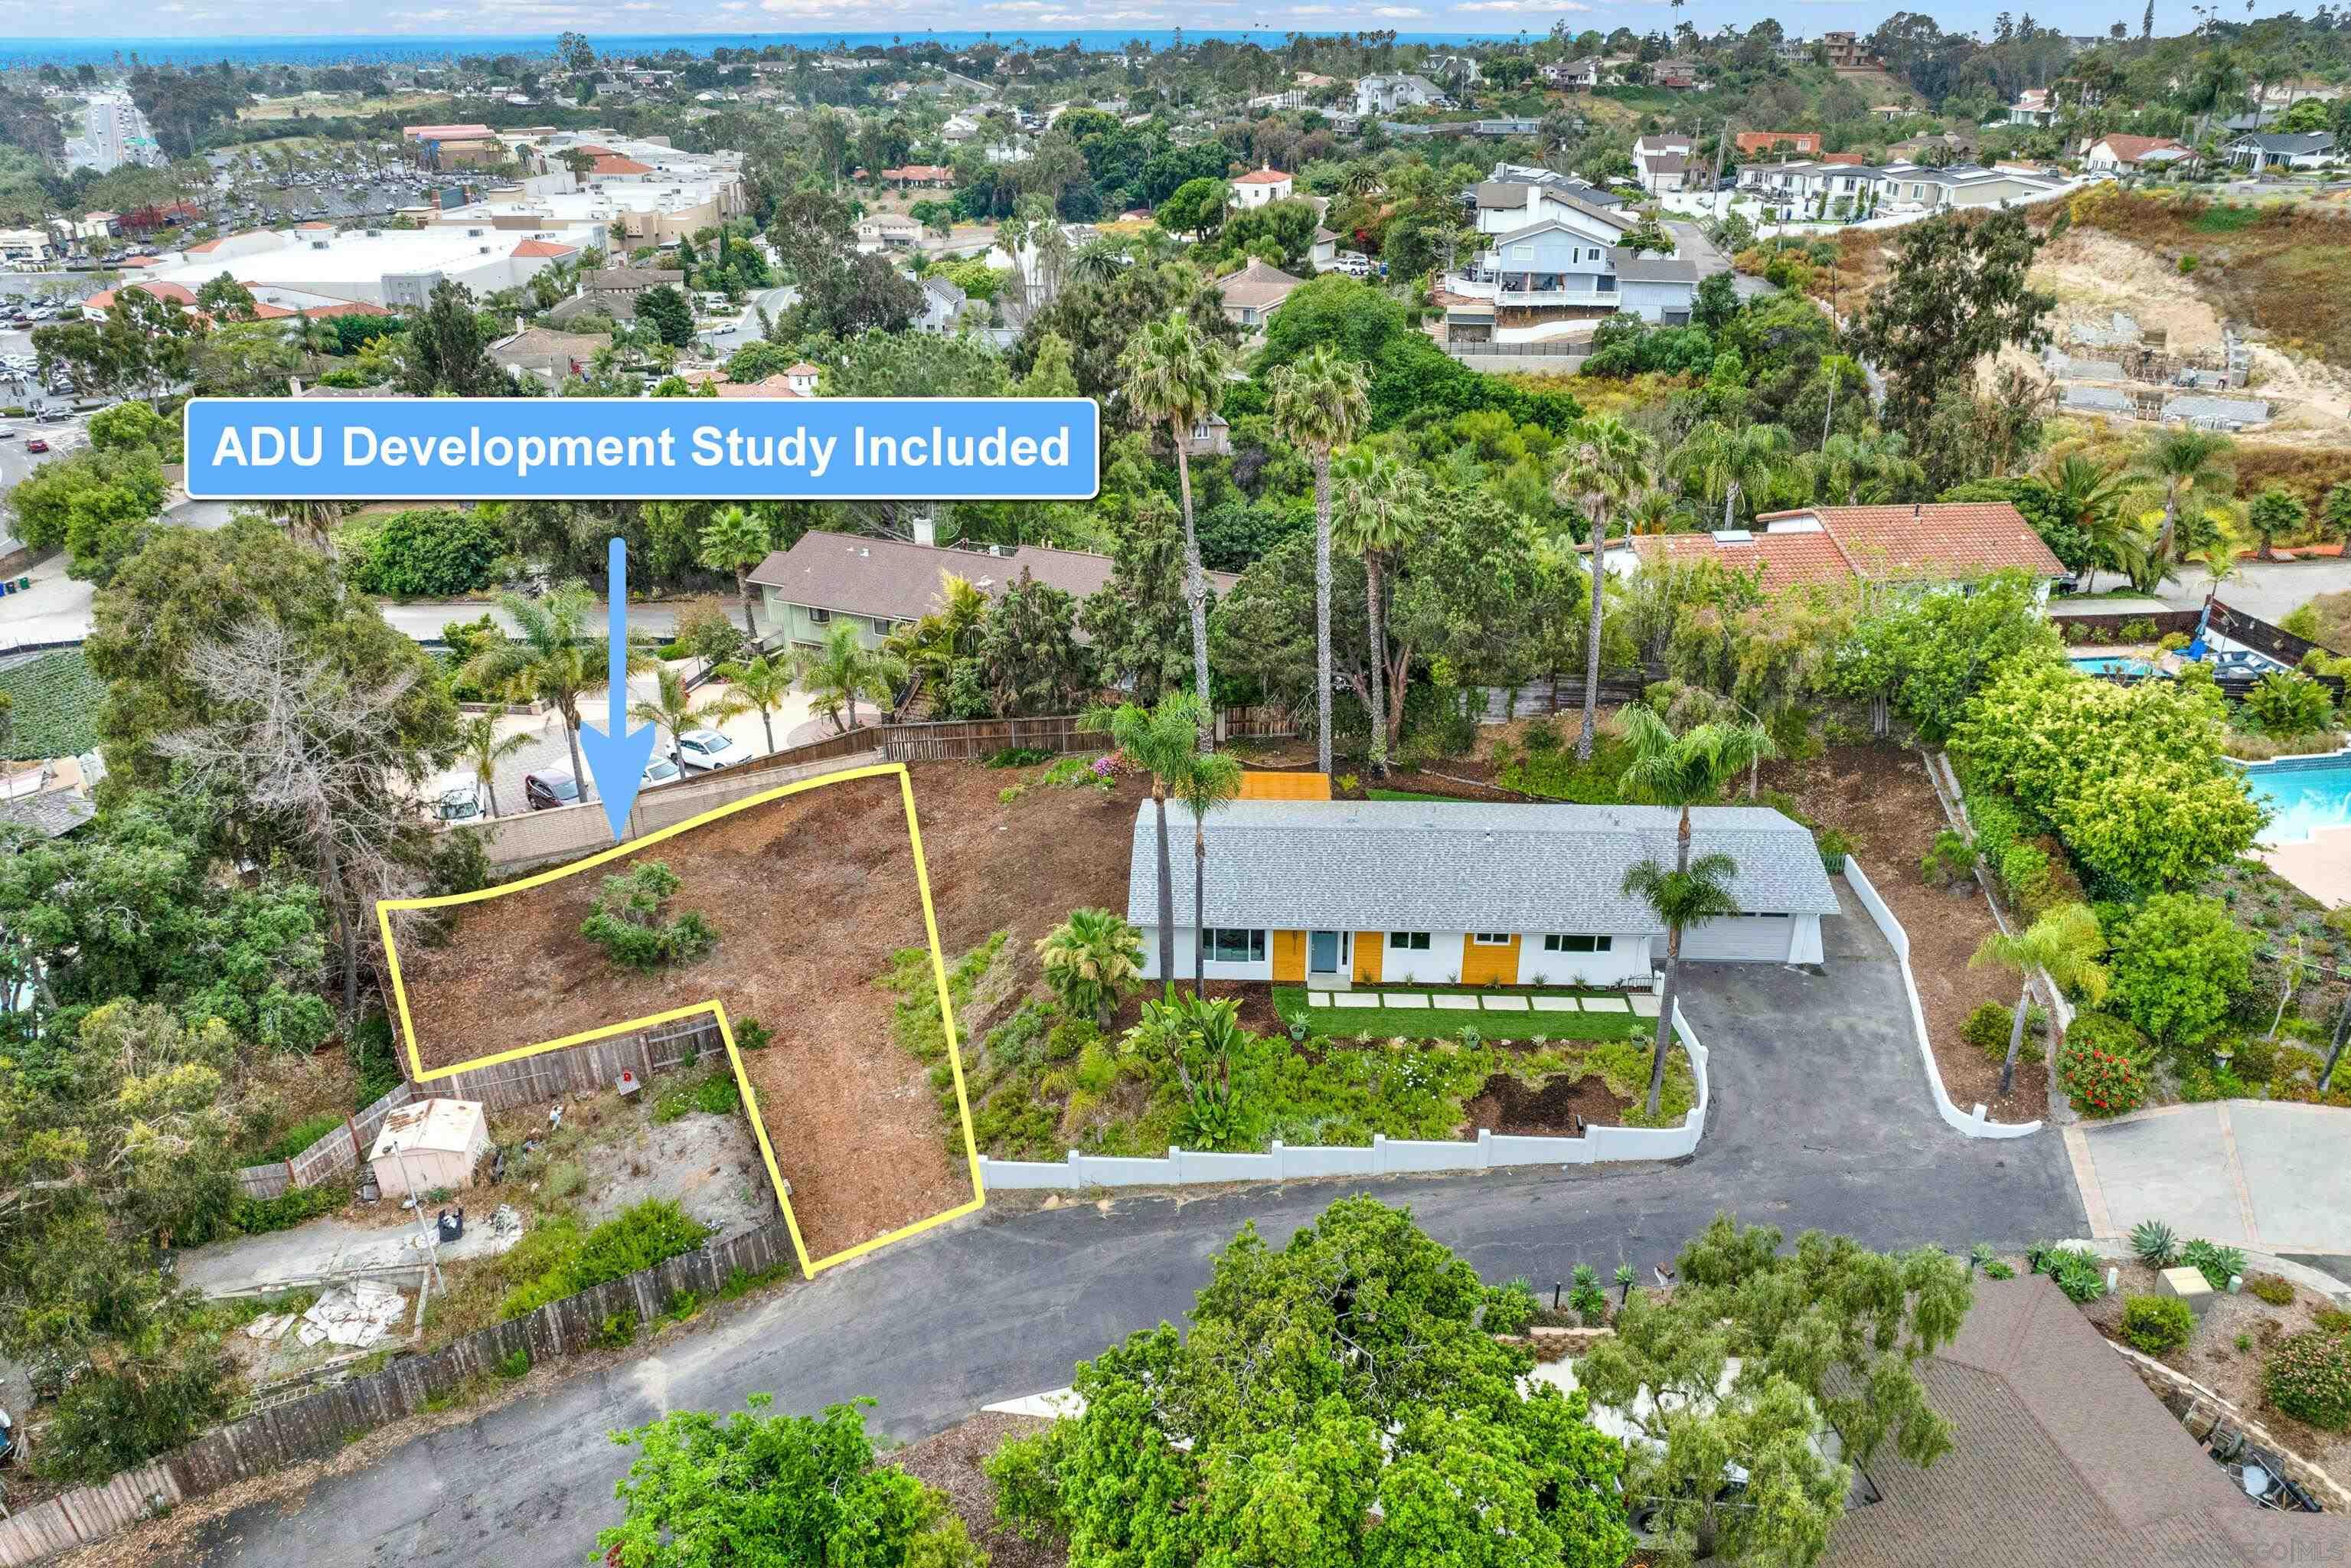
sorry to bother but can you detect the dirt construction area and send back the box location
[393,763,1140,1262]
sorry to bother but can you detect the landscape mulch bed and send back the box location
[1762,745,2052,1125]
[1461,1070,1631,1135]
[888,1412,1064,1568]
[397,765,1143,1263]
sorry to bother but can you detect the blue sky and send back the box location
[8,2,2307,46]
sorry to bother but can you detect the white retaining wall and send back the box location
[1842,858,2043,1140]
[977,1004,1709,1190]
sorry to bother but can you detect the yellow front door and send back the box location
[1461,933,1521,986]
[1272,929,1307,983]
[1353,932,1385,985]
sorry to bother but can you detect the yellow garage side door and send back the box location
[1272,929,1307,982]
[1353,932,1384,985]
[1461,933,1521,986]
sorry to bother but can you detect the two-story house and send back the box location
[1448,219,1699,334]
[1633,132,1695,194]
[1354,74,1449,116]
[1231,163,1295,208]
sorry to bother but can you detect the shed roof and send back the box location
[369,1097,486,1160]
[1125,799,1840,933]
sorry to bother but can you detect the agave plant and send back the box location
[1569,1263,1608,1325]
[2182,1238,2247,1292]
[1969,1242,1997,1274]
[2130,1219,2183,1271]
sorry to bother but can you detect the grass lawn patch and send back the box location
[0,648,106,760]
[1272,985,1649,1044]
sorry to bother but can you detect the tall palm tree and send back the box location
[629,665,738,764]
[2112,511,2182,596]
[1067,237,1127,285]
[789,619,906,736]
[1333,449,1424,774]
[1669,420,1793,529]
[279,498,354,559]
[1267,345,1372,776]
[2044,453,2131,593]
[1119,311,1228,746]
[462,583,649,804]
[1621,853,1741,1117]
[1552,416,1657,763]
[714,651,796,753]
[1082,691,1210,983]
[1968,903,2109,1096]
[455,714,531,818]
[1810,428,1922,507]
[1618,707,1779,1114]
[2134,429,2235,560]
[1171,746,1246,991]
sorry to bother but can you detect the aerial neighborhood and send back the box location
[7,10,2351,1568]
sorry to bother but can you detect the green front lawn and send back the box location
[1272,985,1653,1044]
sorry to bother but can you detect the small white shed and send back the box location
[368,1098,489,1199]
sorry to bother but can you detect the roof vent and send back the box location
[1712,528,1755,544]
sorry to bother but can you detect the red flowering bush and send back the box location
[2059,1036,2150,1117]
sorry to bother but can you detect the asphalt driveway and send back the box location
[2070,1101,2351,1256]
[181,891,2090,1568]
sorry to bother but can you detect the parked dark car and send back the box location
[524,769,581,810]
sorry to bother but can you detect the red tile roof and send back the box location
[1767,503,2065,582]
[1234,166,1294,184]
[83,281,199,311]
[591,155,654,176]
[2095,133,2189,164]
[511,238,579,257]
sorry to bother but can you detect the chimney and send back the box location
[1912,501,1922,519]
[912,514,937,547]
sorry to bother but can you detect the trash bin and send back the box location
[436,1207,465,1243]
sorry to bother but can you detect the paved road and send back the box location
[2071,1100,2351,1256]
[700,286,799,358]
[1666,218,1770,302]
[2160,557,2351,624]
[186,900,2089,1568]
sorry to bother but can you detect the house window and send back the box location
[1203,928,1265,964]
[1598,275,1616,292]
[807,606,832,624]
[1543,934,1615,953]
[870,616,893,636]
[1471,933,1513,946]
[1389,931,1432,951]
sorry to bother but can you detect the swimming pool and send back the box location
[2237,750,2351,844]
[2070,654,2155,677]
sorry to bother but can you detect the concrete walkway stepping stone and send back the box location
[1382,993,1430,1008]
[1433,995,1481,1011]
[1530,996,1581,1011]
[1333,992,1370,1008]
[1629,994,1661,1018]
[1482,996,1531,1011]
[1582,996,1631,1013]
[1308,991,1332,1006]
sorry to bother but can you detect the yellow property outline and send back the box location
[374,762,986,1278]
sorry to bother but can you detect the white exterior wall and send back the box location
[1138,926,1655,985]
[1136,925,1275,983]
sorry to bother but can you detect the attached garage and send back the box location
[1680,915,1798,962]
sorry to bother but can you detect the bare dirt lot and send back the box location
[1762,744,2052,1124]
[398,764,1142,1261]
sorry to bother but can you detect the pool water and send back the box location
[2069,654,2155,677]
[2237,753,2351,844]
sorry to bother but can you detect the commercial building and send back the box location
[81,224,581,318]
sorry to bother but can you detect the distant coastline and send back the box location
[0,29,1513,70]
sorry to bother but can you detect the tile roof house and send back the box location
[488,326,611,384]
[2083,133,2193,172]
[1125,799,1841,982]
[1821,1275,2351,1568]
[1621,504,2065,596]
[1232,162,1296,208]
[1215,258,1304,330]
[1736,129,1822,156]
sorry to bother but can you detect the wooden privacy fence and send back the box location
[0,1220,802,1568]
[231,1015,726,1200]
[878,714,1093,761]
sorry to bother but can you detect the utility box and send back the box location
[2157,1265,2216,1318]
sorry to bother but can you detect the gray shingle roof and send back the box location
[1612,248,1700,283]
[1126,799,1840,933]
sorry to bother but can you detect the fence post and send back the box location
[348,1116,363,1170]
[283,1158,296,1189]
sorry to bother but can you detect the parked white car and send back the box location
[674,729,746,771]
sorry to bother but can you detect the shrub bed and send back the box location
[2264,1329,2351,1429]
[2121,1293,2196,1354]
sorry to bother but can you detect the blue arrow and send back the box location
[576,536,658,841]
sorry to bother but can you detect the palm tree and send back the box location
[1968,903,2109,1096]
[1082,691,1210,983]
[2045,453,2131,593]
[1333,449,1424,774]
[2134,429,2235,560]
[1669,420,1793,529]
[1618,706,1779,1114]
[2112,511,2182,596]
[629,665,736,764]
[714,651,796,753]
[1267,345,1372,777]
[1119,311,1229,746]
[462,583,649,804]
[2189,516,2248,606]
[1035,908,1145,1029]
[1171,747,1246,991]
[696,505,776,635]
[1067,237,1127,285]
[279,498,354,559]
[1552,416,1657,763]
[1810,428,1922,507]
[1621,852,1742,1116]
[790,619,906,736]
[455,714,531,818]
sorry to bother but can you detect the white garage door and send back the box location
[1679,915,1794,962]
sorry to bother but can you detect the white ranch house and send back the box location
[1127,799,1839,987]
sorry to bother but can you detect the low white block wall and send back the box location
[1843,858,2043,1140]
[976,1004,1710,1191]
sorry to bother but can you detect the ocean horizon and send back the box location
[0,29,1521,71]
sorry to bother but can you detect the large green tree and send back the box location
[1266,345,1370,776]
[988,1195,1633,1568]
[1849,209,2056,443]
